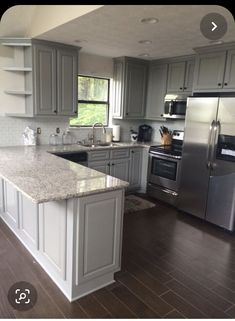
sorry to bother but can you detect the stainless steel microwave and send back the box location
[163,93,188,119]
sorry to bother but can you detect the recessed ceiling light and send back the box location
[138,40,152,44]
[140,17,159,24]
[139,53,150,57]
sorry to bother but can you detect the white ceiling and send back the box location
[37,5,235,60]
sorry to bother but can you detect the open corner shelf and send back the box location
[4,90,32,95]
[2,42,31,47]
[5,113,34,118]
[2,67,32,72]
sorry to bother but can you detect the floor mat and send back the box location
[124,195,156,214]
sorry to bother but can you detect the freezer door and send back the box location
[178,97,219,219]
[206,98,235,231]
[206,173,235,231]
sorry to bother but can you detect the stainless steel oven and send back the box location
[147,130,184,206]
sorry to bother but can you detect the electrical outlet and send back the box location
[56,128,60,134]
[37,127,41,134]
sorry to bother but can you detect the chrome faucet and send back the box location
[91,122,106,145]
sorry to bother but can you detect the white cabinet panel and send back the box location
[19,194,38,250]
[76,190,123,284]
[39,200,67,279]
[3,181,19,230]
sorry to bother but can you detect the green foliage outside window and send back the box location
[70,76,109,126]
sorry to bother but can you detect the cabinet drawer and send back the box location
[88,150,110,162]
[110,148,130,159]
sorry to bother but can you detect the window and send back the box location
[70,75,109,127]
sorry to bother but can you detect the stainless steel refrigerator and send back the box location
[178,97,235,231]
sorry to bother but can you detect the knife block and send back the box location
[161,133,172,145]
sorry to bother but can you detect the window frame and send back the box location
[70,74,110,127]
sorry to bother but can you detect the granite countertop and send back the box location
[0,142,157,204]
[0,145,130,204]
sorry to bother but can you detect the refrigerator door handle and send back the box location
[211,120,221,169]
[206,120,215,169]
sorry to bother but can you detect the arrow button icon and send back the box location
[211,21,217,32]
[200,13,227,40]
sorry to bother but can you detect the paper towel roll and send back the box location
[112,125,120,142]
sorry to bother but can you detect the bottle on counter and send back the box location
[62,129,73,145]
[49,134,60,146]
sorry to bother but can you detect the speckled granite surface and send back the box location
[0,144,144,204]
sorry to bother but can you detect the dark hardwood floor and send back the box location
[1,195,235,318]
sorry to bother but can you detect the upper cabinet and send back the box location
[167,58,194,94]
[145,62,168,120]
[1,38,79,117]
[193,43,235,92]
[112,57,148,119]
[32,41,78,117]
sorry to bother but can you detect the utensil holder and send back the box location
[161,133,172,145]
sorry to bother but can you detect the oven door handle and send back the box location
[149,150,181,160]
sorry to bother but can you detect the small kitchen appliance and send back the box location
[138,124,153,142]
[163,93,188,119]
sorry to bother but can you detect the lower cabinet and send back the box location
[88,160,110,175]
[0,180,125,301]
[110,158,129,182]
[88,147,142,190]
[129,148,142,189]
[75,190,123,285]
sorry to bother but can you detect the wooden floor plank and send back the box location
[123,257,169,295]
[116,271,173,316]
[78,294,110,318]
[110,282,158,318]
[161,290,206,318]
[169,268,233,311]
[93,287,136,318]
[166,279,229,318]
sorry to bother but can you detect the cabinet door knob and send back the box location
[184,87,187,90]
[131,150,134,153]
[112,163,114,166]
[54,110,57,113]
[107,163,110,167]
[126,112,129,115]
[218,83,222,86]
[224,82,228,86]
[74,110,77,114]
[180,87,183,90]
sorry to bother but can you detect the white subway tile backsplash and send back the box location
[0,116,185,147]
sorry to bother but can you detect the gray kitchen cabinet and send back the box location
[223,49,235,90]
[57,48,78,116]
[193,51,227,91]
[145,63,168,120]
[34,41,79,116]
[88,160,110,175]
[110,158,130,182]
[167,61,185,92]
[184,59,195,93]
[112,57,148,119]
[88,147,142,189]
[33,43,57,115]
[167,59,194,93]
[1,38,79,117]
[129,148,142,189]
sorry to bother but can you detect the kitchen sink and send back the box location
[78,142,120,148]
